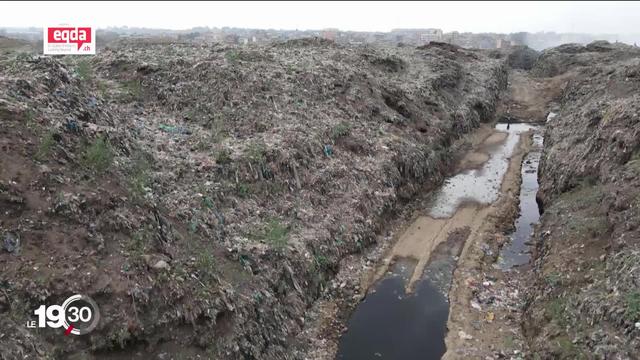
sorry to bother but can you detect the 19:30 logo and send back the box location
[29,294,100,335]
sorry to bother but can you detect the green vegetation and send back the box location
[121,79,142,101]
[189,215,199,234]
[558,182,603,208]
[127,229,149,256]
[555,336,585,359]
[35,132,56,161]
[195,249,216,282]
[216,148,232,165]
[546,297,567,325]
[236,182,251,197]
[76,59,93,81]
[204,112,229,140]
[313,254,330,272]
[257,218,289,249]
[225,50,240,63]
[544,272,562,288]
[245,141,267,164]
[127,153,152,200]
[331,121,352,139]
[109,327,131,349]
[97,80,109,99]
[201,195,214,210]
[82,136,113,173]
[625,291,640,321]
[566,216,609,238]
[24,108,35,122]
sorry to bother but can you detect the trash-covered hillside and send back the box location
[0,39,507,358]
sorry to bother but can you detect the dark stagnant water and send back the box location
[336,124,542,360]
[499,131,544,269]
[336,260,449,360]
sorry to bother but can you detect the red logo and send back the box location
[47,27,92,50]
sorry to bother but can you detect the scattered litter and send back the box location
[323,144,333,157]
[486,311,495,323]
[158,124,192,135]
[3,232,20,253]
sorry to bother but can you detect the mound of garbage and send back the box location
[523,41,640,358]
[0,39,506,358]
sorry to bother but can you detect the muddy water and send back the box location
[336,124,534,360]
[428,124,535,219]
[499,131,544,269]
[336,260,449,360]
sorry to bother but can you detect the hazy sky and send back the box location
[3,1,639,34]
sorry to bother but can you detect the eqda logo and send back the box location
[43,26,95,55]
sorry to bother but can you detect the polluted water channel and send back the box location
[336,123,537,360]
[498,130,544,269]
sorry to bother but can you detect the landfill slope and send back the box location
[523,42,640,358]
[0,39,506,358]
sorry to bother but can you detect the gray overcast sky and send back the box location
[2,1,640,34]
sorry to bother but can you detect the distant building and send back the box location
[321,28,338,41]
[419,29,443,43]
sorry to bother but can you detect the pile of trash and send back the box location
[523,41,640,358]
[0,38,508,358]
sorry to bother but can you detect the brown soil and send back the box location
[498,70,570,123]
[370,126,511,290]
[443,131,531,359]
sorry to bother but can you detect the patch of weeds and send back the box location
[245,141,267,164]
[236,182,251,198]
[313,254,330,272]
[76,59,93,81]
[201,196,214,210]
[331,121,352,140]
[567,215,609,239]
[35,132,56,161]
[195,250,216,282]
[544,272,562,288]
[216,148,232,165]
[258,218,289,249]
[109,328,131,349]
[559,182,604,209]
[186,108,200,122]
[555,336,585,359]
[121,79,142,102]
[588,259,606,276]
[128,232,146,253]
[625,291,640,321]
[189,215,199,234]
[97,80,109,99]
[127,229,149,257]
[204,112,229,140]
[127,153,152,201]
[22,109,38,131]
[546,297,567,325]
[225,50,240,63]
[82,136,113,174]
